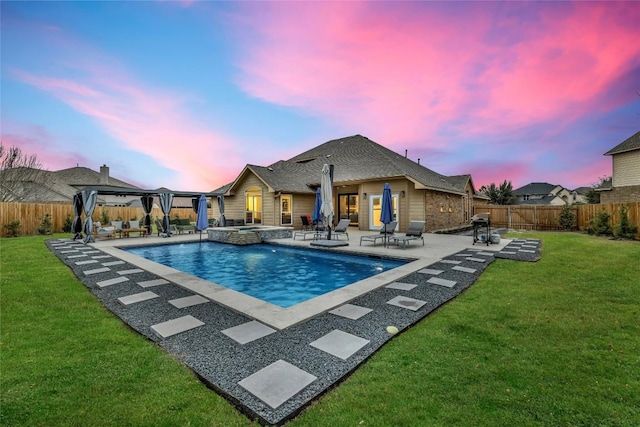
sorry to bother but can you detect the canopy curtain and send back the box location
[217,195,225,227]
[159,192,174,236]
[141,195,154,235]
[81,190,98,244]
[72,193,84,240]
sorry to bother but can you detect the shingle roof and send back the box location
[54,166,138,188]
[604,130,640,155]
[217,135,469,195]
[513,182,557,196]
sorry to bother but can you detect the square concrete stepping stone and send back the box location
[138,278,169,288]
[238,360,317,409]
[84,267,111,275]
[118,291,159,306]
[102,261,125,266]
[427,277,457,288]
[328,304,373,320]
[117,269,145,275]
[151,315,204,339]
[387,295,427,311]
[222,320,276,344]
[418,268,444,275]
[97,276,129,288]
[452,266,477,274]
[67,254,87,259]
[386,282,417,291]
[465,257,486,263]
[310,329,370,360]
[169,295,209,309]
[440,259,461,264]
[75,259,98,265]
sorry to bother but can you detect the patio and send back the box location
[47,230,541,425]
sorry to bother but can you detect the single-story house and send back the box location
[599,130,640,203]
[211,134,487,232]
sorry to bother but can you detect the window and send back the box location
[281,195,292,225]
[245,187,262,224]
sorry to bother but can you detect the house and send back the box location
[600,130,640,203]
[513,182,574,205]
[212,134,486,232]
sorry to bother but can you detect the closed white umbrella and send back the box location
[320,164,334,239]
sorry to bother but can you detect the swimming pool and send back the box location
[124,242,406,307]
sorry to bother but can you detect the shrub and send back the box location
[37,213,53,235]
[559,205,576,230]
[588,209,613,236]
[100,209,110,225]
[614,204,638,239]
[4,220,21,237]
[62,214,74,233]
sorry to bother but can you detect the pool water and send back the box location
[124,242,406,307]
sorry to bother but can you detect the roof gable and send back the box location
[604,130,640,156]
[514,182,557,195]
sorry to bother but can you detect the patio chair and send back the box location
[391,221,425,248]
[94,221,116,239]
[300,215,312,231]
[359,221,398,246]
[124,220,147,238]
[331,219,351,240]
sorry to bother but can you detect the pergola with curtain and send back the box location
[73,186,225,243]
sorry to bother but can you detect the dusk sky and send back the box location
[2,1,639,192]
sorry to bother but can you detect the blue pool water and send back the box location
[124,242,407,307]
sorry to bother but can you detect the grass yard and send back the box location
[1,232,639,426]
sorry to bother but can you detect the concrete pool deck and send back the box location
[48,230,542,425]
[92,229,512,329]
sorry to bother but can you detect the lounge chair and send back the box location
[124,220,147,238]
[359,221,398,246]
[94,221,116,239]
[331,219,351,240]
[391,221,425,248]
[300,215,312,231]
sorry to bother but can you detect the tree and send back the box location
[0,143,49,202]
[585,175,611,204]
[480,180,515,205]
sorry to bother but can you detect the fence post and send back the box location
[508,205,511,229]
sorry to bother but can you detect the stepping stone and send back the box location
[440,259,461,264]
[75,260,98,265]
[519,249,535,253]
[84,267,110,275]
[151,315,204,339]
[418,268,444,275]
[452,266,477,274]
[169,295,209,309]
[328,304,373,320]
[500,251,517,255]
[522,245,537,249]
[238,360,317,409]
[82,250,101,254]
[67,254,87,259]
[118,291,159,306]
[387,295,427,311]
[465,257,486,263]
[222,320,276,345]
[97,276,130,288]
[138,278,169,288]
[455,253,474,257]
[427,277,457,288]
[60,250,79,254]
[386,282,417,291]
[476,252,494,256]
[310,329,370,360]
[117,269,145,275]
[102,261,125,266]
[92,255,111,259]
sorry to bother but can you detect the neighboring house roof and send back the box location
[54,166,138,188]
[216,135,474,196]
[594,177,613,192]
[572,186,591,195]
[513,182,558,196]
[517,195,564,205]
[604,130,640,156]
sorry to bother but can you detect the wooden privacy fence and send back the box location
[0,202,204,236]
[473,202,640,237]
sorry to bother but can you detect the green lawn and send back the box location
[2,233,639,426]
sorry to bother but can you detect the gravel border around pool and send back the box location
[47,238,541,425]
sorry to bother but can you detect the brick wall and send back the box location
[600,185,640,204]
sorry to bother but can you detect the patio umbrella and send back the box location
[217,195,226,227]
[320,164,334,239]
[72,193,83,240]
[312,188,322,227]
[380,182,394,247]
[195,194,209,243]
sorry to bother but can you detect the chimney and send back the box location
[405,149,408,158]
[417,158,421,165]
[99,164,109,185]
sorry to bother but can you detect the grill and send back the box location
[471,213,491,246]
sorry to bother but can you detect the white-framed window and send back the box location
[281,194,292,225]
[369,194,399,230]
[245,186,262,224]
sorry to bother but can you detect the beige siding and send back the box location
[612,151,640,187]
